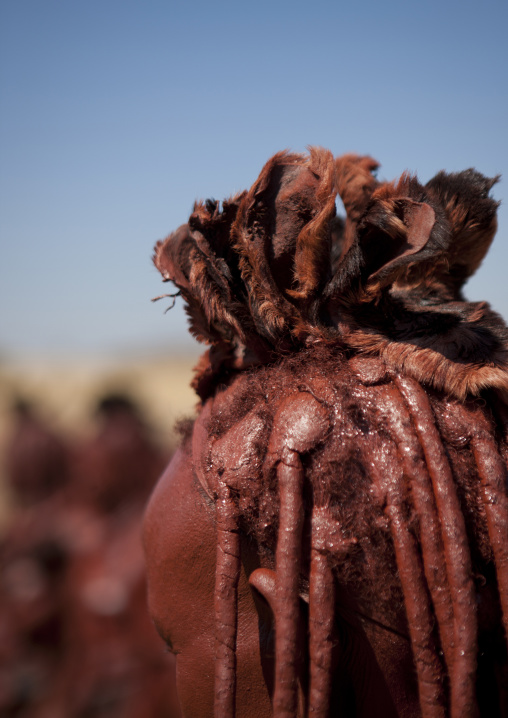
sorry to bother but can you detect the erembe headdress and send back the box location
[154,150,508,717]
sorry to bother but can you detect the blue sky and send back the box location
[1,0,507,360]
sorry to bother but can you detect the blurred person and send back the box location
[5,399,70,507]
[61,393,178,717]
[0,399,72,717]
[1,392,178,717]
[71,393,167,514]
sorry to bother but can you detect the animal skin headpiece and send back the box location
[154,148,507,401]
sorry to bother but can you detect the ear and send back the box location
[425,168,499,291]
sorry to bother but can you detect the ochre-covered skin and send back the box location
[146,149,508,717]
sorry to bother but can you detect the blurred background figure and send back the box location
[0,392,180,717]
[1,3,506,717]
[0,400,73,717]
[71,393,166,513]
[5,399,70,508]
[63,392,176,718]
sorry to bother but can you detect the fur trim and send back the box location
[153,149,507,401]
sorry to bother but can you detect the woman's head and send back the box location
[145,149,508,716]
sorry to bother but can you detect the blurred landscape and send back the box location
[0,351,200,528]
[0,349,197,716]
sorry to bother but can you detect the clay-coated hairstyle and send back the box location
[154,149,508,717]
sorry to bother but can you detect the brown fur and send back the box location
[153,148,508,402]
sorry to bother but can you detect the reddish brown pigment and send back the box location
[146,149,508,717]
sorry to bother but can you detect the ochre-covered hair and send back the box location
[154,149,508,717]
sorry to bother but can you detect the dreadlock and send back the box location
[154,148,508,717]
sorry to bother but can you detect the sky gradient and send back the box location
[1,0,507,360]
